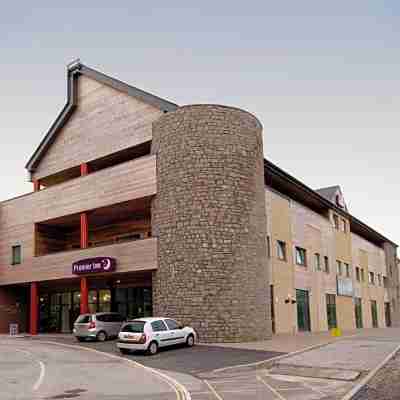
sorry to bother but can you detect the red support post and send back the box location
[33,180,41,192]
[80,213,88,249]
[80,163,89,176]
[80,277,89,314]
[30,282,38,335]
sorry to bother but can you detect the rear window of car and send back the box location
[76,315,92,323]
[121,321,145,333]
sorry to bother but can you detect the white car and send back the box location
[117,317,196,355]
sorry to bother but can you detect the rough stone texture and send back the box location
[151,104,271,342]
[352,349,400,400]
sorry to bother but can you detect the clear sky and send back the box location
[1,1,399,245]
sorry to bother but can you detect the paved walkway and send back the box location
[0,338,184,400]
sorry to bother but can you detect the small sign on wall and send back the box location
[9,323,18,336]
[72,257,116,275]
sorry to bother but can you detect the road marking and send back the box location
[15,349,46,392]
[204,380,224,400]
[257,375,287,400]
[33,340,191,400]
[33,361,46,391]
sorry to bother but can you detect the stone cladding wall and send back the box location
[151,104,271,342]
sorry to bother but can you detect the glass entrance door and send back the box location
[355,297,363,328]
[296,289,311,332]
[326,294,337,329]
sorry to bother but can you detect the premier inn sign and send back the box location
[72,257,116,275]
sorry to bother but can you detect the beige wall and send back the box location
[32,75,163,181]
[267,187,390,334]
[266,189,296,334]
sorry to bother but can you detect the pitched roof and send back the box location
[315,185,341,202]
[25,61,178,173]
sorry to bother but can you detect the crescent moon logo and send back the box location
[102,258,111,271]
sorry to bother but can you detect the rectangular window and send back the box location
[295,247,307,267]
[11,245,21,265]
[266,236,271,258]
[333,214,339,230]
[324,256,330,273]
[383,276,388,288]
[361,268,365,282]
[369,272,375,285]
[336,260,342,275]
[345,263,351,278]
[356,267,360,282]
[378,274,382,286]
[341,218,347,233]
[315,253,321,271]
[277,240,287,261]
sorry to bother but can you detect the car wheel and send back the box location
[186,334,195,347]
[96,331,107,342]
[147,341,158,355]
[119,348,130,355]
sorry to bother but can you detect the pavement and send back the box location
[3,328,400,400]
[0,338,185,400]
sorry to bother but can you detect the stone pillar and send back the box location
[151,104,271,342]
[30,282,38,335]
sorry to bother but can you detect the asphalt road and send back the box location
[0,338,182,400]
[31,336,284,377]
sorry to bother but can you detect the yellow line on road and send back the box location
[257,374,287,400]
[204,380,224,400]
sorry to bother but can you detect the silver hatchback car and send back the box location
[73,312,125,342]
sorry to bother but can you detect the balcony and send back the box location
[1,237,158,285]
[35,197,152,257]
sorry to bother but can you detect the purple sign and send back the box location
[72,257,116,275]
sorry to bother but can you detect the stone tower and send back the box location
[151,105,271,342]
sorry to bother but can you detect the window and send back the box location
[369,272,375,285]
[151,320,168,332]
[383,276,388,288]
[315,253,321,271]
[337,260,342,275]
[165,319,181,330]
[356,267,360,282]
[121,321,145,333]
[277,240,287,261]
[266,236,271,258]
[324,256,330,273]
[378,274,382,286]
[345,263,351,278]
[361,268,365,282]
[341,218,347,233]
[76,315,92,324]
[295,247,307,266]
[333,214,339,230]
[11,245,21,265]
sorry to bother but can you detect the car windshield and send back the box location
[121,321,145,333]
[76,315,92,323]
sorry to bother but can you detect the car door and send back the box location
[150,320,170,347]
[164,319,185,345]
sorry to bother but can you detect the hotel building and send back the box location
[0,62,398,342]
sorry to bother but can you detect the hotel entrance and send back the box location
[37,272,153,333]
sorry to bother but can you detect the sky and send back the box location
[0,1,399,244]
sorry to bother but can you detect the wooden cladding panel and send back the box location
[0,238,157,286]
[32,75,163,181]
[1,155,156,228]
